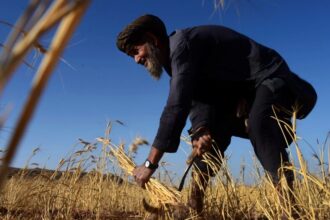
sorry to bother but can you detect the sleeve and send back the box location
[152,41,213,153]
[189,100,214,131]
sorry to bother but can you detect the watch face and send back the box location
[145,160,150,168]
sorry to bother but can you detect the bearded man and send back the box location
[116,14,317,216]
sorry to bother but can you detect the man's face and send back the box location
[129,42,163,80]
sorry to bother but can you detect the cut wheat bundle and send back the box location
[108,142,182,206]
[95,134,183,208]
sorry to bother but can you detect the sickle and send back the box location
[177,148,198,191]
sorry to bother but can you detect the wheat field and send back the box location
[0,124,329,220]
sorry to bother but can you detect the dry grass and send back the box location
[1,134,146,219]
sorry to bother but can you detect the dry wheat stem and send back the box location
[0,0,64,92]
[0,0,90,190]
[0,0,82,94]
[0,0,41,67]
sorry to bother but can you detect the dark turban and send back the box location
[116,14,168,54]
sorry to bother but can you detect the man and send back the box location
[116,14,317,215]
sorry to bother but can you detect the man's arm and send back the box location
[133,127,213,188]
[132,43,194,187]
[133,39,213,187]
[147,145,164,164]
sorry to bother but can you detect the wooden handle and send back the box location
[186,148,198,165]
[178,149,198,191]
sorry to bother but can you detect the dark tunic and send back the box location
[152,25,311,153]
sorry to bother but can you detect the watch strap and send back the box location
[144,159,158,170]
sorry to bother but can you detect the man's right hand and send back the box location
[132,164,155,188]
[192,128,212,156]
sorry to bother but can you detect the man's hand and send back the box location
[133,146,163,188]
[132,165,155,188]
[192,128,212,156]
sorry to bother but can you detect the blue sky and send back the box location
[1,0,329,182]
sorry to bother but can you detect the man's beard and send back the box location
[145,43,163,80]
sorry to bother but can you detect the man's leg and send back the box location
[248,83,294,189]
[187,91,248,214]
[188,169,209,214]
[188,136,230,214]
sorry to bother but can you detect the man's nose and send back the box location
[134,55,141,64]
[134,55,144,65]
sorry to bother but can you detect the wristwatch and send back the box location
[144,159,159,170]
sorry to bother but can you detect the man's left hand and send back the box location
[132,165,155,188]
[192,128,212,156]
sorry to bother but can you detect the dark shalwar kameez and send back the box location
[152,25,317,181]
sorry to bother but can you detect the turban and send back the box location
[116,14,168,54]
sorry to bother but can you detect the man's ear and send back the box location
[145,32,160,46]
